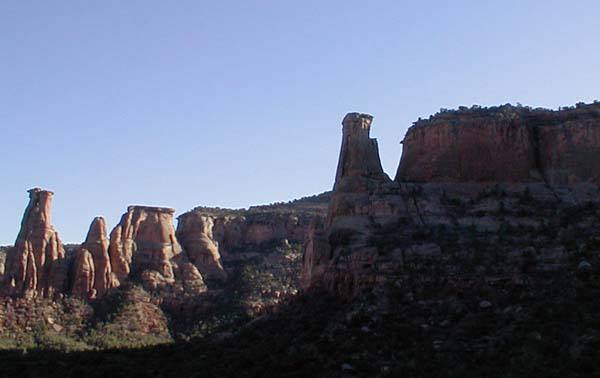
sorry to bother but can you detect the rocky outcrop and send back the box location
[3,189,66,298]
[396,103,600,184]
[176,213,227,281]
[70,217,117,299]
[108,206,182,282]
[334,112,390,192]
[177,207,325,266]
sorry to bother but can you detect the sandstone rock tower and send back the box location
[71,217,117,299]
[4,188,66,298]
[334,113,389,192]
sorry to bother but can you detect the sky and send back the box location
[1,0,599,244]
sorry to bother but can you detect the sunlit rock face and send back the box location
[108,206,182,282]
[3,188,66,298]
[396,103,600,184]
[70,217,118,299]
[396,112,538,183]
[176,213,228,281]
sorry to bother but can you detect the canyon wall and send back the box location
[304,104,600,297]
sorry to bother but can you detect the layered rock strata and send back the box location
[3,189,66,298]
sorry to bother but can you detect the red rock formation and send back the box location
[70,248,95,299]
[3,188,66,298]
[177,207,324,268]
[535,106,600,184]
[70,217,118,299]
[176,213,227,281]
[396,103,600,184]
[108,206,182,281]
[302,114,399,293]
[304,103,600,298]
[86,217,118,295]
[334,113,390,192]
[396,109,538,182]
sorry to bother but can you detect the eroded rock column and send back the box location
[4,188,66,298]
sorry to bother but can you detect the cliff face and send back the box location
[303,104,600,298]
[177,206,325,267]
[176,213,227,281]
[3,189,66,298]
[535,108,600,184]
[396,103,600,184]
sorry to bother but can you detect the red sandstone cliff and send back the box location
[177,205,325,267]
[396,103,600,184]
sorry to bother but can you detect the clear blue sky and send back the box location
[1,1,599,244]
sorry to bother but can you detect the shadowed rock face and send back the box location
[3,188,66,298]
[536,113,600,184]
[108,206,182,282]
[334,113,390,192]
[71,217,118,299]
